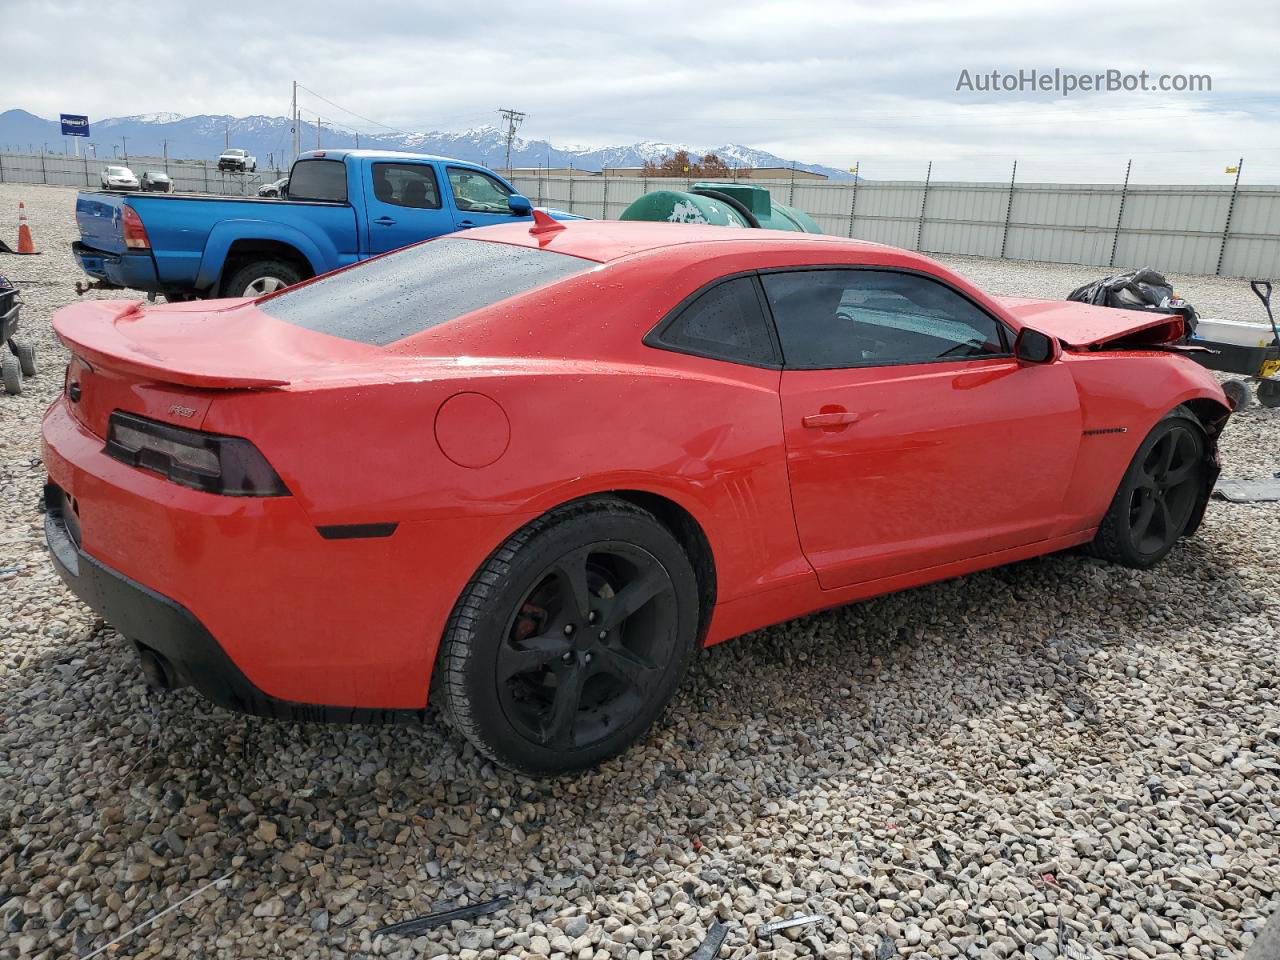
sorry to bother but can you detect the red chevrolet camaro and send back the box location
[43,217,1230,773]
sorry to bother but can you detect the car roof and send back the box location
[464,219,894,264]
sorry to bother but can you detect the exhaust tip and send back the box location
[135,644,177,691]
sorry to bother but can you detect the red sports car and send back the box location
[43,216,1230,774]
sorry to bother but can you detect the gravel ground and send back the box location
[1,183,1278,960]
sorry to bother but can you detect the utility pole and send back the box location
[498,107,526,178]
[224,123,229,149]
[121,136,128,161]
[291,80,298,163]
[316,116,321,149]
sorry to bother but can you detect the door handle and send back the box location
[802,411,860,428]
[373,216,397,226]
[457,220,476,227]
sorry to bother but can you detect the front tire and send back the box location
[221,260,303,299]
[1089,410,1209,568]
[437,498,701,775]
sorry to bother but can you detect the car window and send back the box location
[260,236,594,346]
[649,276,778,367]
[371,162,441,210]
[447,167,513,213]
[762,269,1008,369]
[288,159,348,203]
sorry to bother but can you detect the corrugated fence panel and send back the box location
[1003,183,1120,267]
[1220,188,1280,278]
[850,182,924,249]
[6,154,1277,276]
[1112,186,1227,274]
[919,182,1008,258]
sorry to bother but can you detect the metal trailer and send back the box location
[0,274,38,395]
[1188,281,1280,409]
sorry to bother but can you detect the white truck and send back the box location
[217,148,257,173]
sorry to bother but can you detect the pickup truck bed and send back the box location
[73,149,573,299]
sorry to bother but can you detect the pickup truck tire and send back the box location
[222,261,303,299]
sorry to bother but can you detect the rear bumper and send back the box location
[44,490,417,722]
[71,241,160,292]
[40,397,494,717]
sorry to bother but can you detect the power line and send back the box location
[498,107,526,177]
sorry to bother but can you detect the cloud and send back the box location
[4,0,1278,181]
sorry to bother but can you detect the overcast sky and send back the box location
[6,0,1280,181]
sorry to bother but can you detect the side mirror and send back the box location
[1014,327,1060,364]
[508,194,533,216]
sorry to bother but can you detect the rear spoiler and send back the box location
[53,300,291,389]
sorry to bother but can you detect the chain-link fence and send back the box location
[0,151,288,197]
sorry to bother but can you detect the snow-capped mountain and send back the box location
[0,109,853,179]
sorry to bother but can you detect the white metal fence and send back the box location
[0,151,288,198]
[2,151,1277,277]
[512,173,1280,278]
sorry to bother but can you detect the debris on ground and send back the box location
[1214,476,1280,503]
[755,913,832,940]
[373,896,511,936]
[686,920,730,959]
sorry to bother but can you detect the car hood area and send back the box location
[995,296,1187,349]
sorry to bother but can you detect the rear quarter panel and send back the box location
[202,358,806,610]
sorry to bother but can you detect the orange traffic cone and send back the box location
[0,201,40,255]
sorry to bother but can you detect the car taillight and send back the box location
[121,205,150,250]
[105,411,289,497]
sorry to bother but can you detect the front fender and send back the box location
[195,220,333,291]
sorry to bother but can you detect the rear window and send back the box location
[288,159,347,203]
[260,237,595,346]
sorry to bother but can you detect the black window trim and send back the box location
[370,160,443,211]
[757,264,1016,371]
[643,271,784,370]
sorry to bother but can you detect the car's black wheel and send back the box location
[1089,410,1209,569]
[13,341,37,377]
[221,260,303,299]
[2,355,22,395]
[1258,378,1280,408]
[438,498,701,775]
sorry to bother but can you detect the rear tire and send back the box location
[2,355,22,395]
[14,341,36,377]
[221,260,303,299]
[437,498,700,775]
[1089,409,1208,569]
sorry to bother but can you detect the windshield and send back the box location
[106,167,129,176]
[260,236,594,346]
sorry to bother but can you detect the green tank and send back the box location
[619,181,822,234]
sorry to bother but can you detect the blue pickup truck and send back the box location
[73,150,572,299]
